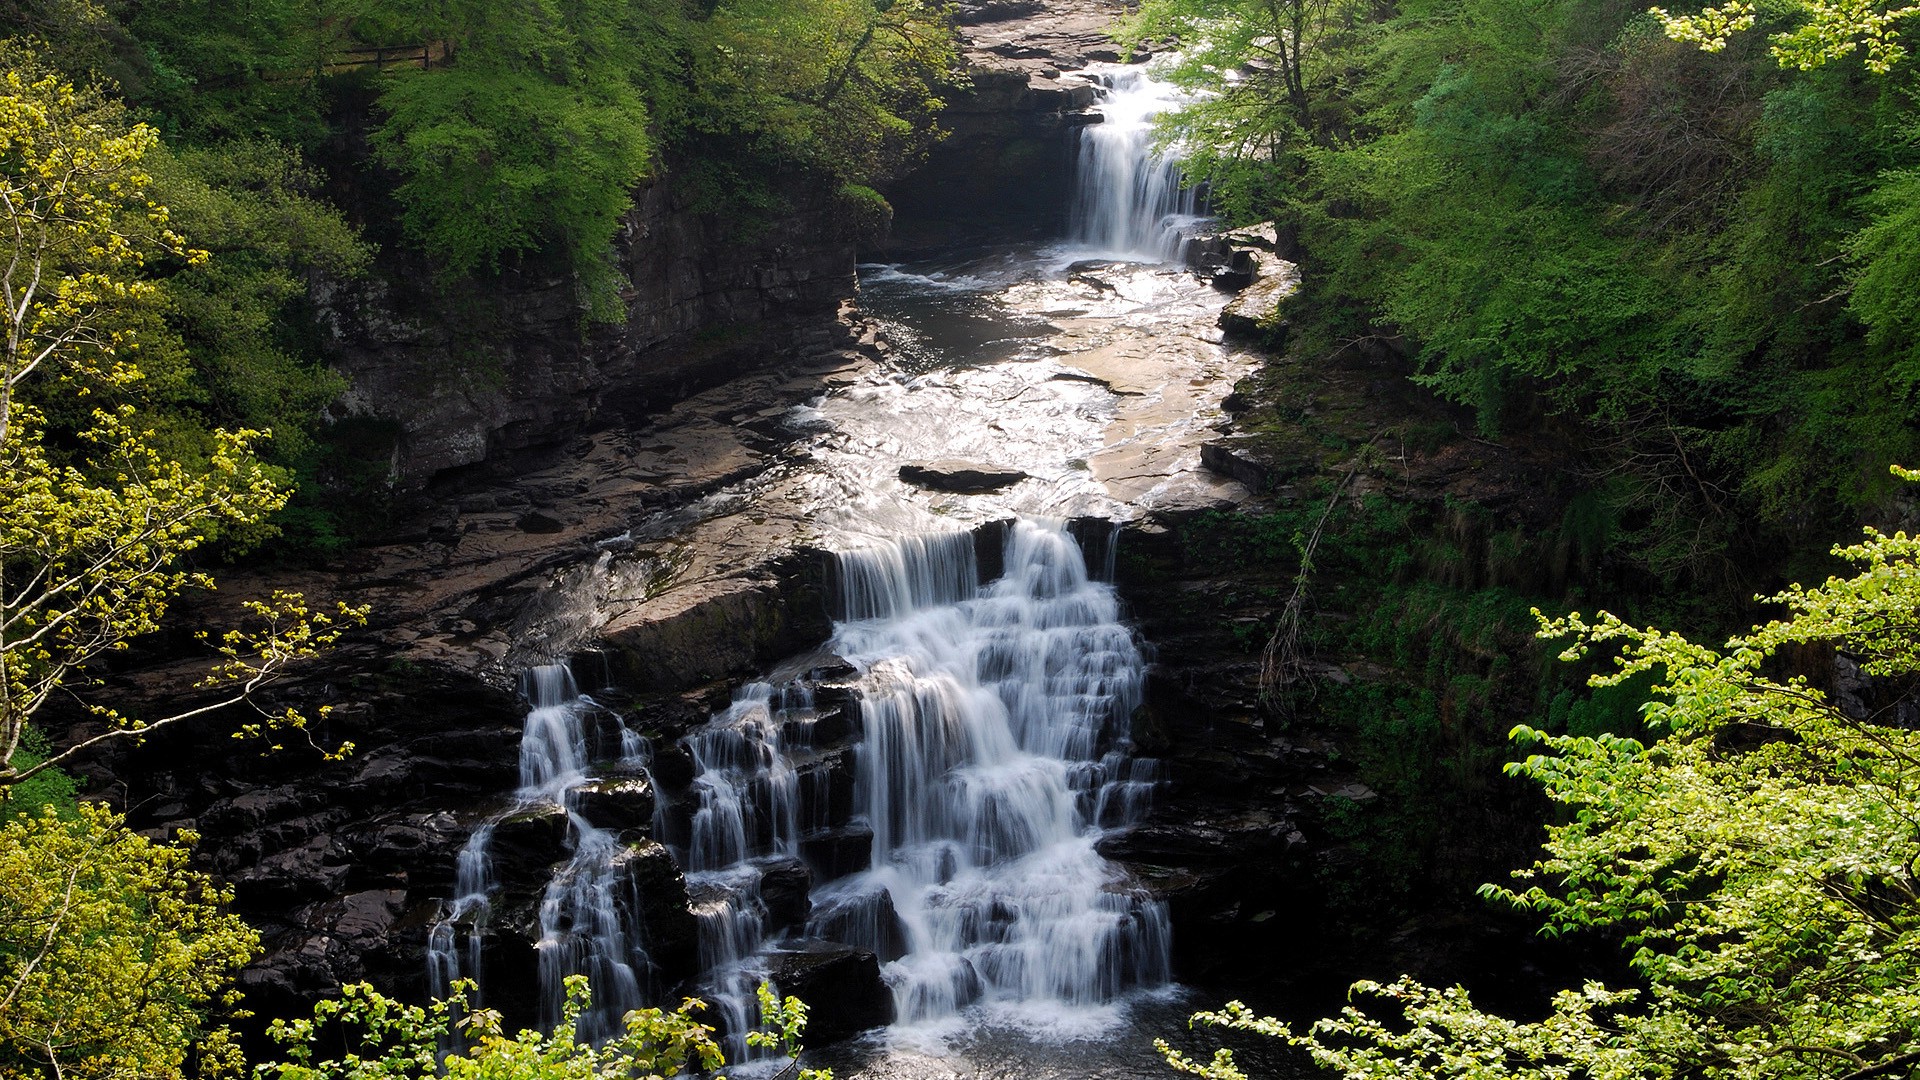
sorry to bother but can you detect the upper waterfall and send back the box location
[1069,66,1205,262]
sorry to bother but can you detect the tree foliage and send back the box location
[260,978,831,1080]
[1160,469,1920,1079]
[0,54,362,791]
[1127,0,1920,586]
[0,803,258,1079]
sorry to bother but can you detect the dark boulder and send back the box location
[757,857,814,933]
[610,841,700,981]
[800,825,874,881]
[767,943,894,1042]
[806,879,907,963]
[898,461,1029,493]
[575,775,656,836]
[490,804,570,893]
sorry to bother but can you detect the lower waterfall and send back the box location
[434,520,1171,1047]
[670,519,1170,1041]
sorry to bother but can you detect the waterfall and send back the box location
[426,664,658,1039]
[1070,67,1205,263]
[669,685,817,1062]
[820,521,1170,1025]
[435,522,1170,1045]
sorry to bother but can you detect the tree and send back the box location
[0,803,258,1079]
[0,53,361,792]
[1651,0,1919,73]
[1160,466,1920,1079]
[260,978,832,1080]
[1118,0,1358,224]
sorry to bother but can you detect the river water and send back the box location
[426,62,1293,1078]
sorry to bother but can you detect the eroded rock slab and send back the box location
[898,460,1030,492]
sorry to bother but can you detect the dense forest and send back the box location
[1132,0,1920,596]
[1122,0,1920,1074]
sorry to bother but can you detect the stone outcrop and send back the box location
[1189,223,1301,340]
[883,0,1127,249]
[765,944,895,1041]
[319,164,866,488]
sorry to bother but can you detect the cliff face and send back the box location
[881,0,1122,250]
[318,166,864,486]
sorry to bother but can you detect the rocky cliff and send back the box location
[319,167,866,487]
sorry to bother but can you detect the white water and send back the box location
[1070,66,1206,262]
[427,665,657,1039]
[655,520,1169,1051]
[830,521,1169,1031]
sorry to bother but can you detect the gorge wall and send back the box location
[318,167,866,488]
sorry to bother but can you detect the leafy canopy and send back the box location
[0,803,258,1079]
[0,52,362,793]
[1160,465,1920,1080]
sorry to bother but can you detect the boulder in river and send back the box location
[898,461,1029,492]
[574,774,655,835]
[766,942,895,1041]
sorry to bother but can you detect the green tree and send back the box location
[1159,465,1920,1079]
[260,979,832,1080]
[0,803,259,1079]
[0,54,360,792]
[1653,0,1919,72]
[370,0,655,319]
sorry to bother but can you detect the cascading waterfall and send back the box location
[438,523,1169,1046]
[426,665,657,1039]
[826,520,1170,1025]
[1070,67,1205,262]
[668,521,1168,1037]
[667,684,818,1061]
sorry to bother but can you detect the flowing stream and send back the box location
[1071,66,1206,262]
[426,63,1241,1072]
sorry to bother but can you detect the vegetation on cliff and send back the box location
[0,63,362,1076]
[1127,0,1920,589]
[1162,479,1920,1078]
[0,57,361,795]
[15,0,958,321]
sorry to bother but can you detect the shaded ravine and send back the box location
[419,60,1272,1069]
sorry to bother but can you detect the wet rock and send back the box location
[898,461,1029,493]
[800,826,874,881]
[809,704,860,748]
[490,804,570,890]
[1200,437,1273,492]
[342,812,469,892]
[610,841,700,981]
[955,0,1042,22]
[758,858,814,932]
[575,775,656,835]
[766,943,894,1041]
[797,745,859,829]
[970,518,1012,584]
[807,881,907,963]
[601,575,832,692]
[1217,257,1299,340]
[648,742,698,790]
